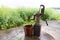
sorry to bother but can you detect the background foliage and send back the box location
[0,7,60,29]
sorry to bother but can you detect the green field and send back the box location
[0,7,60,29]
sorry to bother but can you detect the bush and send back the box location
[0,7,60,30]
[45,8,60,20]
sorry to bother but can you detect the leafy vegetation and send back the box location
[0,7,60,30]
[45,8,60,20]
[18,37,21,40]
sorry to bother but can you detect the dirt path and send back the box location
[41,20,60,29]
[42,26,60,40]
[41,20,60,40]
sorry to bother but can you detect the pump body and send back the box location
[33,5,48,37]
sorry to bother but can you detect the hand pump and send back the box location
[32,5,48,37]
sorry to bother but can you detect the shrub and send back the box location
[0,7,60,30]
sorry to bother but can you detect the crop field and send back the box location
[0,7,60,29]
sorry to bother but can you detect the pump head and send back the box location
[40,5,48,26]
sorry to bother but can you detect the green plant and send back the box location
[18,37,21,40]
[0,7,60,30]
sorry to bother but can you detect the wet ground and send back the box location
[0,20,60,40]
[0,27,55,40]
[24,32,55,40]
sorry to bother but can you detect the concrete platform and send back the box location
[0,23,60,40]
[0,27,55,40]
[24,32,55,40]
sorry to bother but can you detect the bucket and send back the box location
[24,25,33,36]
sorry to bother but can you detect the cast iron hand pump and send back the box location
[31,5,48,37]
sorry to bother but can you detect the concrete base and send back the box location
[24,32,55,40]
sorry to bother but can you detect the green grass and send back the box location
[18,37,21,40]
[0,7,60,30]
[45,8,60,20]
